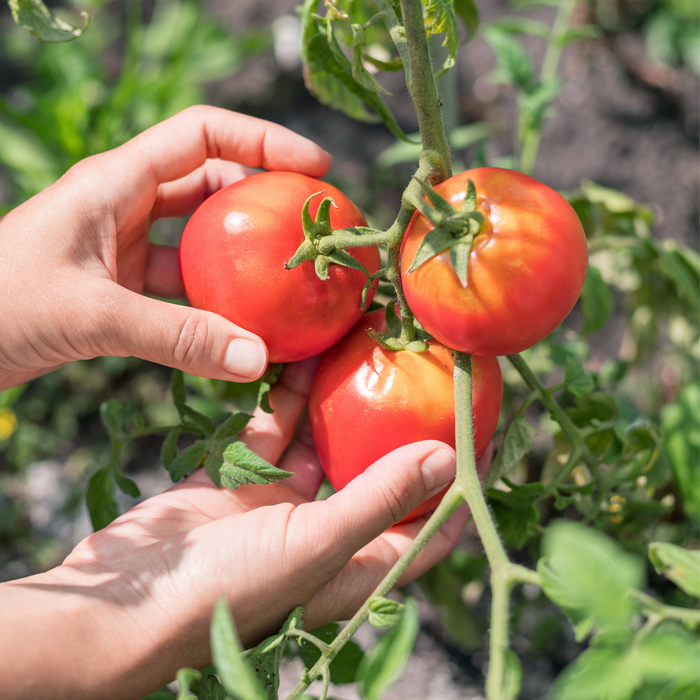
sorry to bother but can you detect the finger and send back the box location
[240,356,319,464]
[85,278,268,381]
[144,244,184,299]
[150,159,254,221]
[79,106,331,231]
[302,504,469,628]
[274,416,325,503]
[290,441,457,572]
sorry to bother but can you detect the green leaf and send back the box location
[564,357,595,397]
[662,383,700,521]
[454,0,479,39]
[483,26,534,91]
[449,238,472,286]
[581,265,613,335]
[351,24,392,95]
[161,429,181,472]
[9,0,89,42]
[566,392,619,428]
[557,25,601,44]
[211,598,265,700]
[190,675,231,700]
[368,596,405,628]
[100,400,127,437]
[176,668,201,700]
[405,227,454,273]
[449,122,491,149]
[214,412,254,440]
[87,467,119,531]
[169,440,208,482]
[424,0,460,77]
[484,417,538,488]
[384,301,403,338]
[357,597,420,700]
[218,442,292,490]
[538,521,645,640]
[488,481,545,549]
[300,5,410,141]
[296,623,365,685]
[182,405,217,436]
[113,469,140,499]
[648,543,700,598]
[256,363,283,415]
[247,607,305,699]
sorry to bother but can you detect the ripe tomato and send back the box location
[401,168,588,356]
[179,171,380,363]
[309,308,503,522]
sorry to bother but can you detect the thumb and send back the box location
[299,440,457,567]
[89,282,268,381]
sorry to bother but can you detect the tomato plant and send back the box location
[179,171,380,363]
[400,168,589,357]
[309,307,503,522]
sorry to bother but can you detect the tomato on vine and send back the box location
[179,171,380,363]
[400,167,589,357]
[309,307,503,523]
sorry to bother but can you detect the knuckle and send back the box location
[173,312,211,368]
[379,479,411,523]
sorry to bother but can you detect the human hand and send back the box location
[0,106,332,391]
[0,358,486,700]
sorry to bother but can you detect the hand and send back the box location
[0,358,485,700]
[0,106,332,391]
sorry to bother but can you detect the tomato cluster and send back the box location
[180,168,587,521]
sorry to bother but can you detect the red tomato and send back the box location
[179,171,380,363]
[309,308,503,522]
[401,168,588,356]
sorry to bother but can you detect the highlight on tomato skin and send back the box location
[178,170,381,364]
[400,167,589,357]
[309,308,504,524]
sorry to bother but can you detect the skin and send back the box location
[0,105,335,391]
[401,167,589,356]
[309,308,503,521]
[0,107,483,699]
[179,171,380,363]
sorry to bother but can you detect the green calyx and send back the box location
[405,177,484,286]
[367,302,431,353]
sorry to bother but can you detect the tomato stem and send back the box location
[453,352,541,700]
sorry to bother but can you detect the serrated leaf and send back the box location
[169,440,208,482]
[219,442,292,490]
[214,412,254,440]
[176,667,201,700]
[488,481,545,549]
[190,675,230,700]
[368,596,405,628]
[357,597,420,700]
[484,417,538,489]
[182,405,217,436]
[564,357,595,397]
[581,266,613,335]
[256,363,283,416]
[648,543,700,598]
[87,467,119,531]
[9,0,89,42]
[539,521,645,639]
[566,392,619,428]
[424,0,460,77]
[211,598,265,700]
[405,227,454,273]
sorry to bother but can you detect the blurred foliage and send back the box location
[0,0,270,211]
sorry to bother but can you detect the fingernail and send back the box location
[224,339,266,378]
[420,448,456,492]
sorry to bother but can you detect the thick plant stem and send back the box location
[285,485,464,699]
[519,0,578,174]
